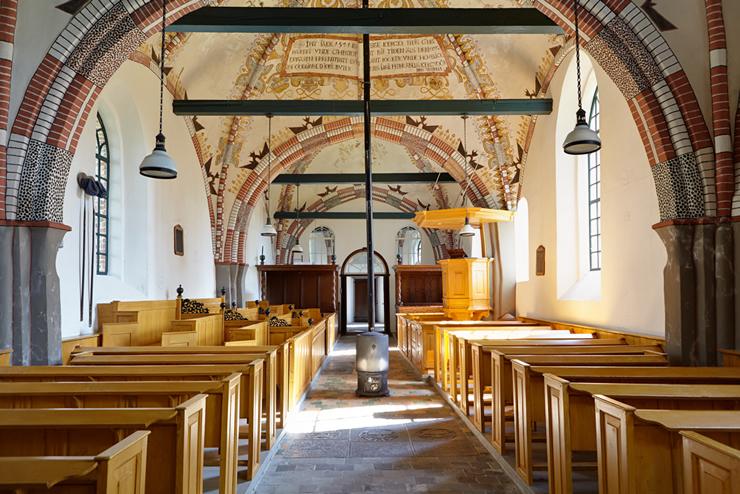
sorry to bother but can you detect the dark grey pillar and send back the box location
[215,263,239,308]
[715,222,734,362]
[0,227,13,359]
[655,224,697,366]
[12,227,31,366]
[236,264,247,308]
[29,226,66,366]
[693,223,716,366]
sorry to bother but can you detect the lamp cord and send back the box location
[159,0,166,136]
[573,0,583,111]
[461,115,471,209]
[267,114,272,211]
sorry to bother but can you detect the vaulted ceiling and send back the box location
[129,0,565,260]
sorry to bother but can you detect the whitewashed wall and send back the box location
[57,62,216,338]
[515,51,667,337]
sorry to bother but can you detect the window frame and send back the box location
[587,88,601,271]
[396,226,422,265]
[94,113,110,275]
[308,226,334,265]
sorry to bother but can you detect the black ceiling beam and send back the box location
[271,173,455,184]
[173,99,552,116]
[274,211,415,220]
[166,8,564,35]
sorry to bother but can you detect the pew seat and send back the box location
[594,397,740,494]
[544,377,740,492]
[0,431,149,494]
[0,373,252,490]
[67,352,279,450]
[0,396,207,494]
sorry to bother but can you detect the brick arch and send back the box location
[1,0,713,229]
[272,186,449,264]
[222,116,489,263]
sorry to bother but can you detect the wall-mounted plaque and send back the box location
[174,225,184,256]
[536,245,545,276]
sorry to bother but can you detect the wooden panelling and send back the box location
[393,265,443,306]
[721,350,740,367]
[258,265,339,313]
[518,317,665,347]
[682,431,740,494]
[0,351,10,367]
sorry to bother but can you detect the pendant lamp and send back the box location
[291,184,304,253]
[459,116,475,237]
[261,114,278,237]
[139,0,177,179]
[562,0,601,155]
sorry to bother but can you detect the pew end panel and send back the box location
[681,431,740,494]
[102,323,139,348]
[94,429,150,494]
[0,350,11,367]
[720,350,740,368]
[161,331,198,347]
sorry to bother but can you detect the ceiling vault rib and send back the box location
[166,8,565,35]
[173,99,553,116]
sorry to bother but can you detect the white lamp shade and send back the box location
[291,241,304,253]
[261,217,277,237]
[459,217,476,237]
[563,111,601,155]
[140,133,178,179]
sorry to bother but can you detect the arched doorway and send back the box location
[340,248,391,335]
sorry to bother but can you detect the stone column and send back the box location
[12,227,31,366]
[216,263,248,308]
[715,221,734,362]
[693,223,716,366]
[29,226,67,365]
[0,227,13,361]
[654,223,698,366]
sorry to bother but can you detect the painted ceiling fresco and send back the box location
[131,0,566,261]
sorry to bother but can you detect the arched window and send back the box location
[588,89,601,271]
[396,226,421,265]
[309,226,334,264]
[94,114,110,275]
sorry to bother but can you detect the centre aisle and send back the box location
[251,335,521,494]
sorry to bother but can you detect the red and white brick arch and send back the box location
[221,116,491,264]
[269,185,449,265]
[0,0,716,231]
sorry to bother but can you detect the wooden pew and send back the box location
[544,377,740,492]
[0,350,10,366]
[721,349,740,367]
[68,352,278,450]
[466,343,663,435]
[509,365,740,490]
[0,372,253,490]
[681,431,740,494]
[98,300,177,346]
[493,353,669,459]
[0,430,149,494]
[594,397,740,494]
[0,396,207,494]
[226,320,268,345]
[176,294,224,320]
[404,319,539,376]
[72,343,290,435]
[167,314,223,346]
[435,325,557,396]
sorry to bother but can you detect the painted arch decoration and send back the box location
[0,0,725,269]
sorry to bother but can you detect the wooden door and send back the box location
[354,279,368,322]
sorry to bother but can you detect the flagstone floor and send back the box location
[250,335,522,494]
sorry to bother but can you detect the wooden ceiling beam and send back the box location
[271,173,456,184]
[173,99,552,116]
[274,211,416,220]
[166,8,564,35]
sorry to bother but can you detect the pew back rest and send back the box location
[169,314,223,346]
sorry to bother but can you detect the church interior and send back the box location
[0,0,739,493]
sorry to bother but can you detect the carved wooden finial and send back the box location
[232,301,237,308]
[221,287,226,296]
[220,302,226,310]
[308,318,314,325]
[176,285,184,297]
